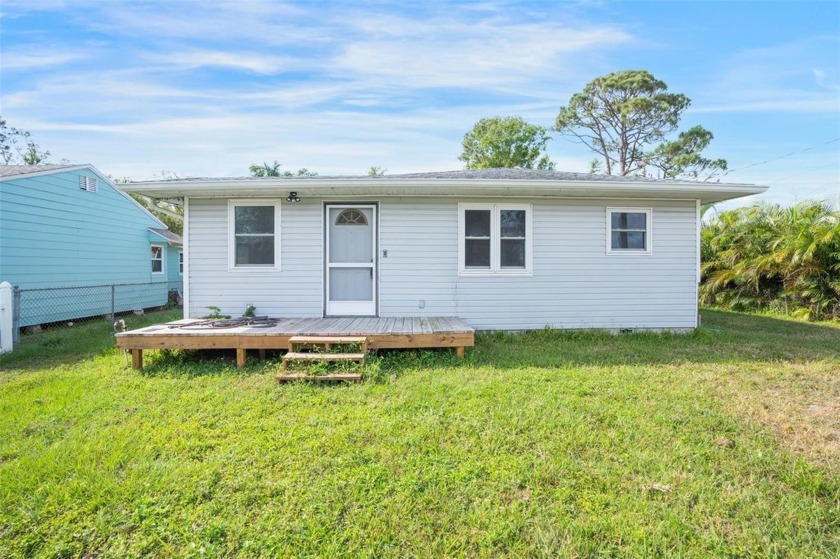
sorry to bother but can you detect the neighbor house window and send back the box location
[228,201,281,269]
[607,208,652,254]
[458,204,532,275]
[178,251,184,275]
[151,245,164,274]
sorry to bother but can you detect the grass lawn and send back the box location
[1,310,838,558]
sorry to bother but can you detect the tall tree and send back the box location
[459,116,555,170]
[555,70,725,179]
[647,126,728,180]
[0,116,51,165]
[111,175,184,235]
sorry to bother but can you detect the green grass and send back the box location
[1,310,838,557]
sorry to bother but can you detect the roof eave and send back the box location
[120,178,767,205]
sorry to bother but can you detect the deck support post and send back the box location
[456,346,465,359]
[236,348,246,368]
[131,349,143,369]
[258,349,266,360]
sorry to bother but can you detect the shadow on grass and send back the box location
[136,348,283,378]
[469,310,840,370]
[4,309,838,378]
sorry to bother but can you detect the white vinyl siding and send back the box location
[189,198,321,318]
[187,197,698,330]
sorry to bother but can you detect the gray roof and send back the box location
[0,164,85,178]
[135,168,752,186]
[121,167,767,205]
[148,228,183,245]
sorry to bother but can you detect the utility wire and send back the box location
[765,162,840,185]
[723,137,840,175]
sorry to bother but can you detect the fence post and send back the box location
[110,284,116,320]
[0,282,13,354]
[12,286,20,345]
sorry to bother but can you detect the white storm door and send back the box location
[326,204,376,316]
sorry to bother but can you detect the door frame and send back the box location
[323,202,379,317]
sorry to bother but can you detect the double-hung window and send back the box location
[228,201,281,269]
[459,204,532,275]
[607,208,652,254]
[178,251,184,275]
[151,245,164,274]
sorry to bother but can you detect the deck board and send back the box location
[116,316,474,368]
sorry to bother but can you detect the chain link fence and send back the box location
[10,280,182,342]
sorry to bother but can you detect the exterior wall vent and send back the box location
[79,175,98,192]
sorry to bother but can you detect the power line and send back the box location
[765,162,840,185]
[724,137,840,175]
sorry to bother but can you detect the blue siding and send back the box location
[0,167,175,325]
[166,245,184,292]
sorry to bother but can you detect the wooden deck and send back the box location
[115,316,475,368]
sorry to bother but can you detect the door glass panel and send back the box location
[329,268,373,301]
[329,208,373,263]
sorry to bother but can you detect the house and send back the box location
[120,169,765,331]
[0,164,183,327]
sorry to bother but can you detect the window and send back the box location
[459,204,532,275]
[335,208,368,225]
[151,245,164,274]
[178,251,184,275]
[228,201,280,269]
[607,208,652,254]
[79,175,98,192]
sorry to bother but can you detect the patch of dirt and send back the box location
[704,362,840,470]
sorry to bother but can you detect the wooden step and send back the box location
[287,335,368,354]
[282,352,366,362]
[275,372,362,383]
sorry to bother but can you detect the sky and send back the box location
[1,0,838,209]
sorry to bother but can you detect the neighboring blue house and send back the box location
[0,164,182,327]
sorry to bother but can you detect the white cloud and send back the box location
[331,19,634,89]
[147,51,300,75]
[0,50,89,70]
[693,35,840,114]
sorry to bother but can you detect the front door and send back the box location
[325,204,377,316]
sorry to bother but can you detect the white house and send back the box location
[121,169,765,331]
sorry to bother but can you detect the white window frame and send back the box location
[178,250,184,275]
[606,207,652,255]
[228,200,281,271]
[150,244,165,275]
[458,203,533,276]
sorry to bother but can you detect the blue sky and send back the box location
[1,0,838,208]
